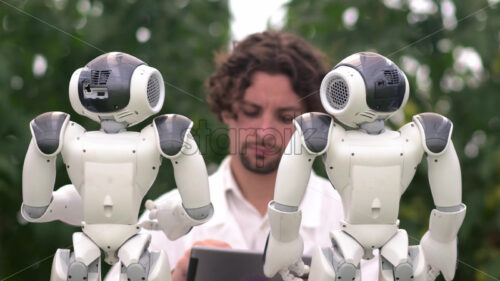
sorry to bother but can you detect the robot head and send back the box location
[69,52,165,126]
[319,52,409,128]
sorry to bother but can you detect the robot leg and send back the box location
[381,245,438,281]
[51,232,102,281]
[309,230,363,281]
[379,229,411,281]
[117,233,171,281]
[380,230,437,281]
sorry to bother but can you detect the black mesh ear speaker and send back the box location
[147,75,161,108]
[325,77,349,110]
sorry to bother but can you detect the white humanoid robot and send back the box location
[20,52,213,281]
[263,52,466,281]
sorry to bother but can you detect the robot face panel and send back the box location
[320,52,409,128]
[69,52,165,126]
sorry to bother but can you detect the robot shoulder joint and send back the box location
[293,112,333,154]
[153,114,193,157]
[412,113,453,155]
[30,112,70,156]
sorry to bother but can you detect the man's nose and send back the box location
[255,116,281,141]
[255,111,276,130]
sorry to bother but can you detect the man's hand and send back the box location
[172,239,232,281]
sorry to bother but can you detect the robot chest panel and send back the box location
[327,131,406,224]
[80,131,140,163]
[328,131,405,182]
[65,132,152,224]
[346,131,404,166]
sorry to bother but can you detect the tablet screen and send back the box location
[187,246,311,281]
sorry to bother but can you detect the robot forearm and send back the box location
[263,201,304,279]
[21,184,83,226]
[428,204,466,243]
[268,201,301,241]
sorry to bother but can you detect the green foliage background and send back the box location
[0,0,498,280]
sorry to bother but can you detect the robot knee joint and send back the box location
[394,262,414,281]
[68,261,88,281]
[336,263,357,280]
[126,263,147,281]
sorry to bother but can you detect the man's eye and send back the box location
[280,115,294,124]
[243,109,260,117]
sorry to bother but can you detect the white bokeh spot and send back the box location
[33,54,48,78]
[342,7,359,29]
[136,27,151,43]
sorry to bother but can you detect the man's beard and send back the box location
[239,142,281,174]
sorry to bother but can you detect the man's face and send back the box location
[223,72,305,174]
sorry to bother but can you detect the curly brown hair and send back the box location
[206,30,327,120]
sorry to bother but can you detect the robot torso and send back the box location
[61,122,161,226]
[323,121,424,227]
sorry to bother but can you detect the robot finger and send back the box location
[137,220,161,231]
[145,200,159,220]
[145,199,157,211]
[427,266,440,281]
[148,209,158,220]
[289,260,309,276]
[279,269,303,281]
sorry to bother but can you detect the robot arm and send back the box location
[413,113,467,281]
[264,113,333,280]
[148,114,213,240]
[274,112,333,206]
[21,184,83,226]
[21,112,82,226]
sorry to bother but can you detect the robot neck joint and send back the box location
[359,119,385,135]
[100,119,127,134]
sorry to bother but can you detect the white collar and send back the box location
[206,156,328,229]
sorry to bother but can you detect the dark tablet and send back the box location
[186,246,311,281]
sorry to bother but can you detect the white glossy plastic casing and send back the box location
[69,65,165,126]
[319,65,409,128]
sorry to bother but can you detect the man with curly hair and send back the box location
[106,30,377,281]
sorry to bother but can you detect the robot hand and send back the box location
[421,231,458,281]
[420,205,466,281]
[263,201,306,281]
[263,234,308,281]
[140,191,209,241]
